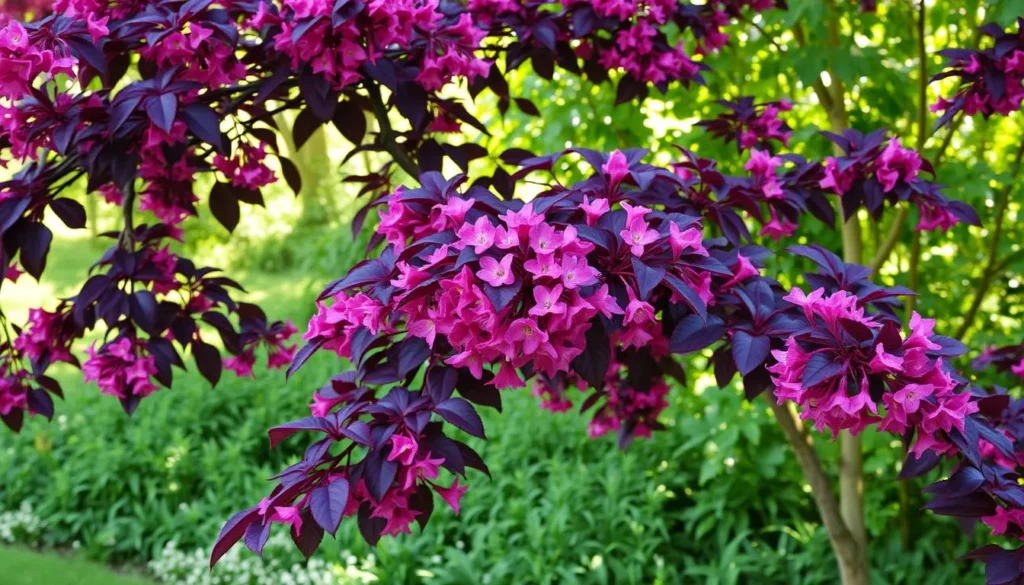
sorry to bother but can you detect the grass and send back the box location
[0,547,155,585]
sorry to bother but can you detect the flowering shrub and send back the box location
[933,18,1024,126]
[0,1,1021,584]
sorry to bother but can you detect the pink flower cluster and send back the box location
[82,337,159,400]
[934,40,1024,121]
[359,434,464,535]
[0,20,76,103]
[743,150,797,240]
[138,122,199,226]
[590,328,671,439]
[305,292,392,358]
[0,364,28,416]
[213,142,277,192]
[13,307,73,364]
[591,0,701,85]
[377,186,475,253]
[138,245,180,295]
[412,209,613,384]
[821,137,922,196]
[264,0,489,93]
[738,101,791,150]
[140,20,245,87]
[699,97,792,152]
[0,0,52,22]
[225,321,298,378]
[771,288,978,459]
[53,0,146,20]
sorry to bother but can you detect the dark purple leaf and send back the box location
[802,352,844,388]
[243,519,272,556]
[731,331,770,376]
[670,314,725,354]
[211,507,258,568]
[291,508,324,559]
[363,449,397,502]
[571,319,610,389]
[129,290,158,334]
[181,103,226,152]
[209,183,241,233]
[287,337,325,379]
[145,93,178,133]
[193,341,222,387]
[269,416,330,448]
[50,198,87,229]
[357,502,386,546]
[632,257,665,300]
[309,479,349,536]
[279,156,302,196]
[18,223,52,281]
[435,397,485,438]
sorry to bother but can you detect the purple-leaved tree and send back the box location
[1,1,1023,584]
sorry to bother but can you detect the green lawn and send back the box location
[0,547,155,585]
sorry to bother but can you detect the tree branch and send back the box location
[955,140,1024,340]
[367,83,420,179]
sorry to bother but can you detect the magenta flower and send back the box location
[585,284,625,318]
[581,195,610,226]
[620,219,660,257]
[668,222,706,258]
[477,254,515,287]
[529,284,567,317]
[560,255,600,289]
[435,196,476,225]
[456,216,496,254]
[529,223,563,255]
[493,225,520,249]
[435,478,469,515]
[624,290,656,325]
[602,149,630,186]
[524,253,563,280]
[388,434,420,466]
[506,318,548,354]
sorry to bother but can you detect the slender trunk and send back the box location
[792,2,871,578]
[827,93,871,584]
[770,400,868,584]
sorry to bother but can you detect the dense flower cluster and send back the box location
[933,20,1024,127]
[82,336,159,400]
[697,96,793,152]
[818,129,980,231]
[771,288,976,455]
[672,148,834,244]
[588,0,701,85]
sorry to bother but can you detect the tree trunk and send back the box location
[770,400,869,585]
[275,112,334,229]
[828,95,871,585]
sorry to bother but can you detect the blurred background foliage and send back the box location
[2,0,1024,583]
